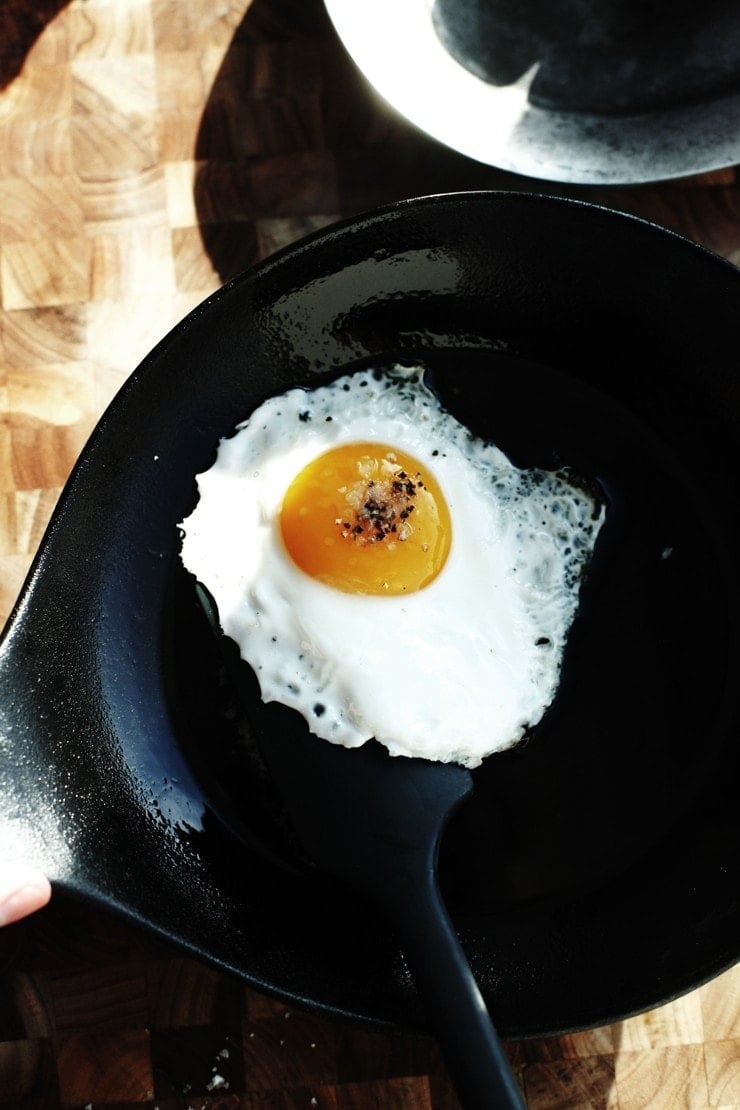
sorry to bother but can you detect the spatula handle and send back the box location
[389,871,526,1109]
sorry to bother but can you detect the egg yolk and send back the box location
[279,442,452,595]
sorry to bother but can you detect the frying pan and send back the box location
[0,191,737,1039]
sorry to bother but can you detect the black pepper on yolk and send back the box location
[279,442,452,595]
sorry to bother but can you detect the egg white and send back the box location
[180,365,604,768]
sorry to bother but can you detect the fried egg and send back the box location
[179,365,604,768]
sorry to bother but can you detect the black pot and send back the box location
[432,0,740,113]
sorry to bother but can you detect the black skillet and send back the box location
[0,192,738,1040]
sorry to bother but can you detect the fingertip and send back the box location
[0,865,52,926]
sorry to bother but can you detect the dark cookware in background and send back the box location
[0,192,737,1038]
[324,0,740,182]
[433,0,740,114]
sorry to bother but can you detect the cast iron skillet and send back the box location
[0,192,738,1039]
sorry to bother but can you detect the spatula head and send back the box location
[258,724,474,897]
[194,580,474,898]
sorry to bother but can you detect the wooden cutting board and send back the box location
[0,0,738,1106]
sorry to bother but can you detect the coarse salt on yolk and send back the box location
[279,442,451,595]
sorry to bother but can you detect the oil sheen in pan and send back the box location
[169,348,737,918]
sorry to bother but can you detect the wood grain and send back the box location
[0,0,738,1106]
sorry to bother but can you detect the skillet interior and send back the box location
[0,191,738,1038]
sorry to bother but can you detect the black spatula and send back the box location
[197,586,525,1109]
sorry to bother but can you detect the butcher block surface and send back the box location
[0,0,738,1106]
